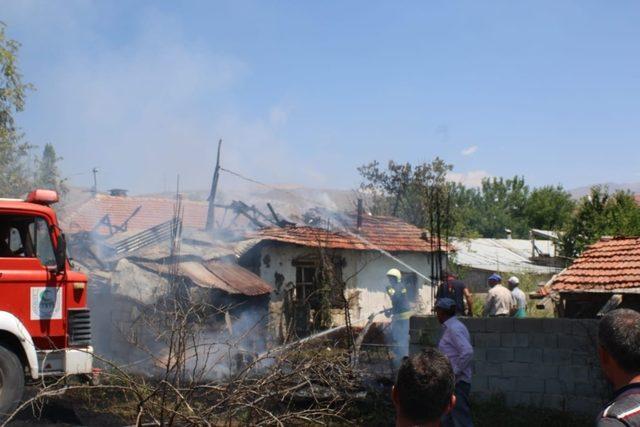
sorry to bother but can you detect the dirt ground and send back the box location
[7,387,593,427]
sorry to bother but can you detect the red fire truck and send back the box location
[0,189,92,414]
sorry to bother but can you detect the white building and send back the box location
[238,214,448,338]
[450,232,564,292]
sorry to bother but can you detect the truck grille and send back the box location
[68,309,91,346]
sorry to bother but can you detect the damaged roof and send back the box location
[63,194,209,235]
[254,214,448,253]
[551,237,640,293]
[133,258,272,296]
[204,260,274,296]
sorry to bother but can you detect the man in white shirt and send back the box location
[436,298,474,427]
[482,273,513,317]
[508,276,527,318]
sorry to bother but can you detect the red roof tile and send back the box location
[550,237,640,292]
[62,195,209,235]
[635,194,640,206]
[256,214,449,253]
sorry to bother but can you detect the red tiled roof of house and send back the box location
[550,237,640,292]
[256,214,449,253]
[635,194,640,205]
[62,194,208,235]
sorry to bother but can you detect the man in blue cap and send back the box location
[482,273,514,317]
[436,297,474,427]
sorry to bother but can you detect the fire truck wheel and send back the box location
[0,344,25,418]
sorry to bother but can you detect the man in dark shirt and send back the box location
[597,309,640,426]
[437,272,474,317]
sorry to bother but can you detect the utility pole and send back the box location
[91,167,99,197]
[205,139,222,232]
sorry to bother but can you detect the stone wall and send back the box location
[409,316,610,415]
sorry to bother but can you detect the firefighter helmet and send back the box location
[386,268,402,281]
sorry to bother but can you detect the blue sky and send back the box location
[3,1,640,194]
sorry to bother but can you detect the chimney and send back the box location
[357,198,363,230]
[505,228,512,239]
[109,188,128,197]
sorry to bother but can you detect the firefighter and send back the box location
[385,268,413,362]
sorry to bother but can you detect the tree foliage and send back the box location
[358,158,453,234]
[560,187,640,257]
[358,160,576,240]
[524,185,575,232]
[0,23,65,198]
[34,143,68,197]
[472,176,530,238]
[0,22,34,197]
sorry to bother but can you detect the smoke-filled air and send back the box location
[0,2,639,426]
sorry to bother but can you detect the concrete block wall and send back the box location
[409,316,610,416]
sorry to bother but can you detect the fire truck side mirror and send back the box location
[55,234,67,273]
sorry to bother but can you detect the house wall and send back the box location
[348,250,438,320]
[256,243,443,328]
[409,316,610,415]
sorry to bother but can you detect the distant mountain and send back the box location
[569,182,640,199]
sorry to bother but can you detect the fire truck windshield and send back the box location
[0,214,56,267]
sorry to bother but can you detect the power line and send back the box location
[219,167,274,189]
[217,166,434,283]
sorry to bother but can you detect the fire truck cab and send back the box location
[0,189,92,415]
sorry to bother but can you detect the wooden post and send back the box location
[206,140,222,232]
[91,167,98,197]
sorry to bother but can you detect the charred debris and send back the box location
[65,143,450,371]
[64,185,447,364]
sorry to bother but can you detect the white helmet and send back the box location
[508,276,520,285]
[386,268,402,281]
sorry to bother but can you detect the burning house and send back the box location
[238,212,449,340]
[548,236,640,318]
[62,188,451,358]
[61,191,273,364]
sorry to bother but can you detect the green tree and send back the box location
[448,183,481,237]
[34,143,68,196]
[0,22,33,196]
[524,185,575,231]
[358,158,454,232]
[358,160,415,217]
[473,176,530,238]
[560,187,640,257]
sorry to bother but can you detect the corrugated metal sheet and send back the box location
[254,215,449,253]
[451,238,561,274]
[204,260,273,296]
[123,241,235,262]
[551,237,640,292]
[132,259,272,296]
